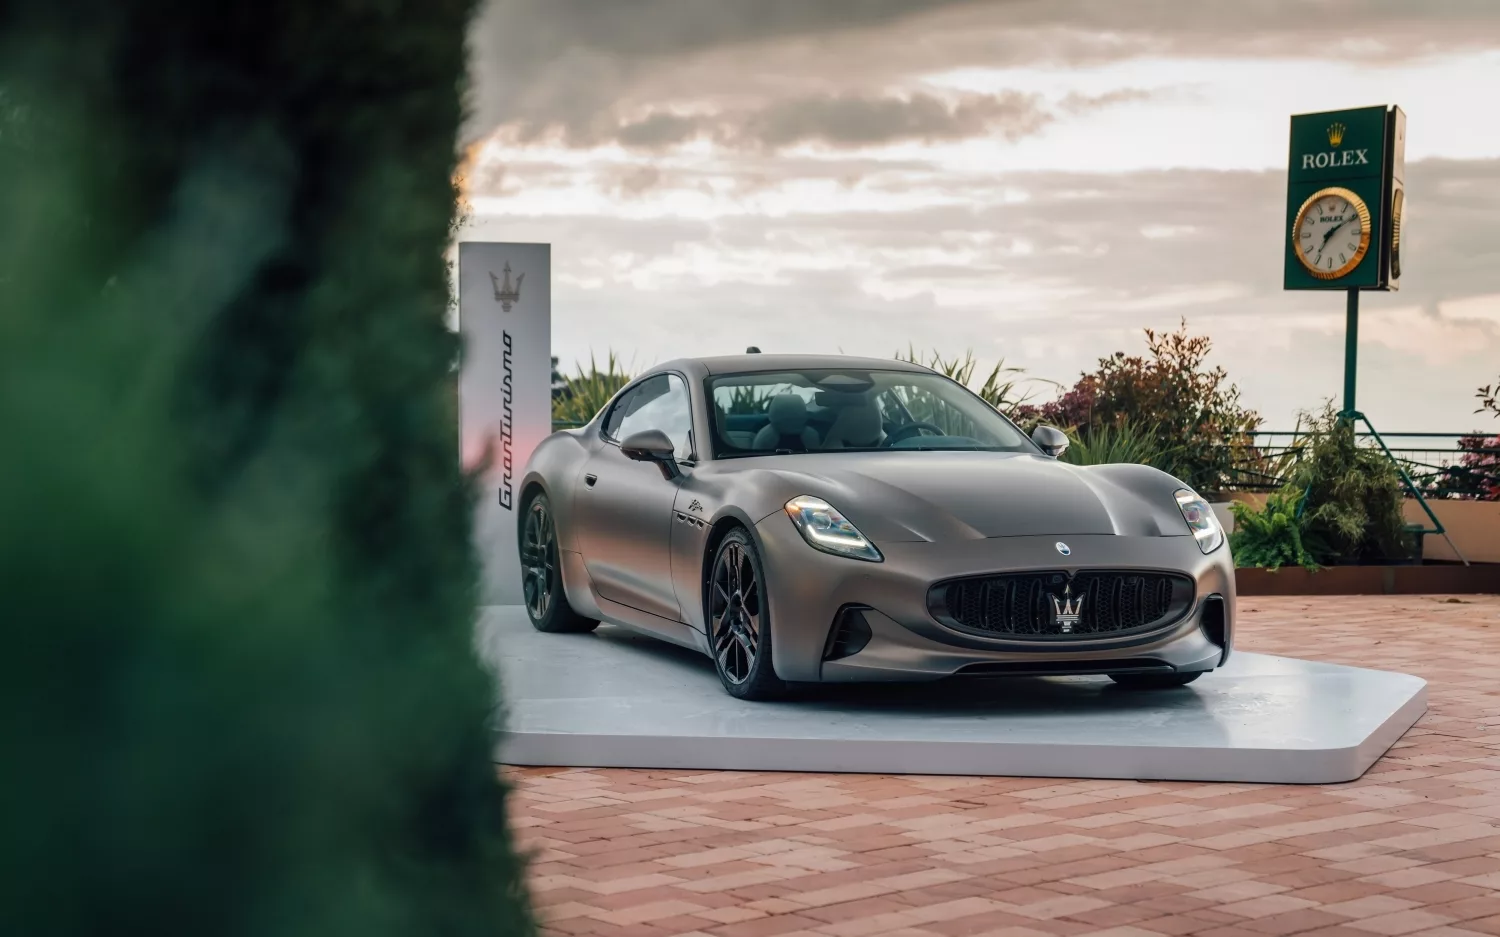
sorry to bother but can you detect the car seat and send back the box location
[820,398,885,448]
[750,394,819,452]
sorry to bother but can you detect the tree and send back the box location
[0,2,535,936]
[1014,320,1259,492]
[1479,377,1499,419]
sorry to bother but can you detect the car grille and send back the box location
[932,570,1193,639]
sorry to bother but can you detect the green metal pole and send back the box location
[1342,288,1359,419]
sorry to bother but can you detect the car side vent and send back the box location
[823,606,873,661]
[1200,595,1227,650]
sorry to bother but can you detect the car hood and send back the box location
[744,450,1190,543]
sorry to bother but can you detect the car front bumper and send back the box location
[752,515,1236,683]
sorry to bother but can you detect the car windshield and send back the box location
[706,368,1039,458]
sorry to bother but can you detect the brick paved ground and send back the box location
[507,595,1500,937]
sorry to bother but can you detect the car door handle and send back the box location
[584,473,598,488]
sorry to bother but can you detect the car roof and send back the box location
[655,353,935,377]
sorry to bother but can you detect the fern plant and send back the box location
[1229,490,1324,570]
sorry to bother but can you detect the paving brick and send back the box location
[507,596,1500,937]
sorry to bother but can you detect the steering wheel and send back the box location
[882,421,947,447]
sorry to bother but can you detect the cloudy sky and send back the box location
[460,0,1500,431]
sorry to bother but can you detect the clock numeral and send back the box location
[1339,253,1347,264]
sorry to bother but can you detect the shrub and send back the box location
[1,3,534,937]
[552,351,633,425]
[1060,419,1178,471]
[1430,434,1500,501]
[1292,406,1414,564]
[1230,405,1414,568]
[1229,491,1325,571]
[1014,320,1259,492]
[895,346,1045,413]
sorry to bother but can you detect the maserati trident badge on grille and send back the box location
[1055,541,1071,556]
[1050,584,1084,634]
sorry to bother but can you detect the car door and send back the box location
[579,373,695,621]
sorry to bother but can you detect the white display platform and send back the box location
[479,606,1425,784]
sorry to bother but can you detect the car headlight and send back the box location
[1174,489,1224,554]
[783,495,883,562]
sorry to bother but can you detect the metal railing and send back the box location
[552,419,1500,501]
[1222,430,1499,501]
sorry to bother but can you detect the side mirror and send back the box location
[1031,425,1070,458]
[620,429,681,480]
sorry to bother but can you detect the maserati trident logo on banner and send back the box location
[489,261,523,312]
[1050,584,1084,634]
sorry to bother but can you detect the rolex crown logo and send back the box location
[489,261,524,313]
[1326,121,1346,147]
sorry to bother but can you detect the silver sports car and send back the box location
[518,354,1234,700]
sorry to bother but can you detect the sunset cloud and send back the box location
[463,0,1500,429]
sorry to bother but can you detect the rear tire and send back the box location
[520,492,598,634]
[1109,671,1203,689]
[706,528,786,701]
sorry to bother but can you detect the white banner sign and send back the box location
[458,242,551,605]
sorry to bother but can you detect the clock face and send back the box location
[1294,187,1371,279]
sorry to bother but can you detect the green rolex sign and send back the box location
[1284,105,1404,291]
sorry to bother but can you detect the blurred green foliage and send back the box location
[1,2,534,936]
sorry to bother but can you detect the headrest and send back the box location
[766,394,808,433]
[839,405,883,446]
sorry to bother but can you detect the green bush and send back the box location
[895,346,1044,413]
[1228,405,1414,568]
[1060,419,1177,471]
[1,3,534,937]
[1015,321,1259,491]
[1293,405,1414,564]
[552,351,633,425]
[1229,492,1325,571]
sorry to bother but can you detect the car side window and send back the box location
[606,374,694,460]
[601,383,642,440]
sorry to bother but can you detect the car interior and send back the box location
[709,370,1030,457]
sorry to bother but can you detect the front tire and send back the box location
[1109,671,1203,689]
[707,528,786,701]
[520,492,597,634]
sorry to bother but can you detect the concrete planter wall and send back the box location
[1237,563,1500,596]
[1227,493,1500,565]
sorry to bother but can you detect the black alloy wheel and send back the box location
[520,492,597,634]
[707,528,784,700]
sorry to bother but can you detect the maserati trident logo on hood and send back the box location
[1055,541,1071,556]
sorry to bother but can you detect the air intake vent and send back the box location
[823,606,873,661]
[1200,594,1227,652]
[930,570,1193,640]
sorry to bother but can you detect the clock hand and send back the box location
[1320,220,1345,249]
